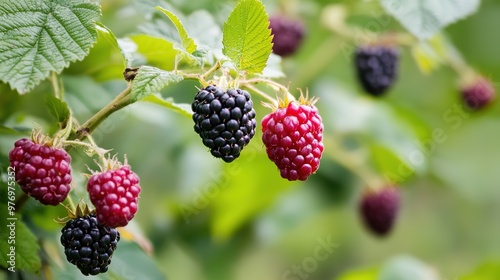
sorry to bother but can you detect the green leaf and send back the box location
[0,0,101,93]
[222,0,273,74]
[0,211,41,273]
[130,66,183,102]
[142,94,192,119]
[461,260,500,280]
[45,94,70,125]
[337,266,379,280]
[64,22,126,82]
[129,34,178,71]
[211,145,292,240]
[156,6,197,54]
[110,241,167,280]
[380,0,480,40]
[0,125,31,135]
[379,255,439,280]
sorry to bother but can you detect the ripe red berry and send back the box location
[359,187,400,237]
[262,99,324,181]
[8,138,72,205]
[461,77,495,110]
[87,165,141,227]
[269,15,305,57]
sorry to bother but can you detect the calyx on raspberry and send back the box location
[8,134,72,206]
[354,45,399,96]
[87,158,141,228]
[60,213,120,276]
[359,186,400,237]
[192,85,257,163]
[262,94,324,181]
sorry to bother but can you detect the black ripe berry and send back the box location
[359,187,400,237]
[192,86,257,163]
[60,214,120,276]
[355,45,399,96]
[461,77,495,110]
[269,15,305,57]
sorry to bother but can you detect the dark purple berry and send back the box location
[359,187,400,237]
[355,45,399,96]
[269,15,305,57]
[60,214,120,276]
[461,77,495,110]
[192,86,257,163]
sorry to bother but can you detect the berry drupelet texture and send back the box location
[60,214,120,276]
[355,45,399,96]
[262,101,324,181]
[269,15,305,57]
[192,86,257,163]
[8,138,72,205]
[359,187,400,237]
[87,165,141,228]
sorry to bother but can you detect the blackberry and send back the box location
[192,86,257,163]
[9,138,72,205]
[269,15,305,57]
[355,45,399,96]
[60,214,120,276]
[359,187,400,237]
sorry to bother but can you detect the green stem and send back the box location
[326,137,385,190]
[243,78,296,101]
[50,72,64,99]
[242,84,276,104]
[76,85,133,140]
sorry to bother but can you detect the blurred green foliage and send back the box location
[2,0,500,279]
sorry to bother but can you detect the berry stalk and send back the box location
[76,85,133,140]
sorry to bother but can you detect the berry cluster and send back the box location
[262,100,324,181]
[8,134,142,275]
[60,214,120,275]
[192,85,257,163]
[9,138,72,206]
[355,45,399,96]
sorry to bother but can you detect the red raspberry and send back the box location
[262,100,324,181]
[87,165,141,227]
[8,138,72,205]
[359,187,400,237]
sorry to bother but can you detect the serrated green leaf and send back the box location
[0,0,101,94]
[222,0,273,74]
[65,22,125,82]
[45,94,70,125]
[156,6,197,54]
[143,94,192,119]
[130,66,183,102]
[0,211,41,273]
[380,0,480,40]
[129,34,178,71]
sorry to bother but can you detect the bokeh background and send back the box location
[2,0,500,279]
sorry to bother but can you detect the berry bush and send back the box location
[1,0,500,279]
